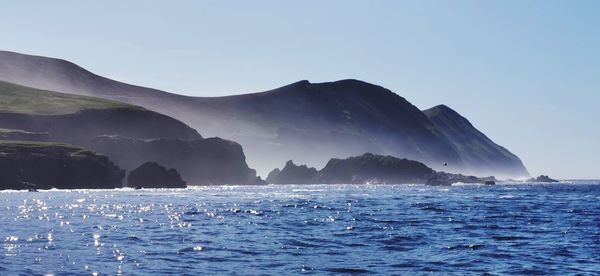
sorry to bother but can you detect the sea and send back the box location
[1,182,599,275]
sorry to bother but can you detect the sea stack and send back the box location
[127,162,187,189]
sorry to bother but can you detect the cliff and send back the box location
[0,141,124,190]
[90,136,258,185]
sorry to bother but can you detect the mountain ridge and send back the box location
[0,50,529,178]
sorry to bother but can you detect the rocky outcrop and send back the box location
[318,153,436,184]
[127,162,186,189]
[0,141,124,190]
[266,153,496,185]
[89,135,258,185]
[527,175,559,183]
[266,160,318,184]
[425,172,496,186]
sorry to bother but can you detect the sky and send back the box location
[1,0,599,179]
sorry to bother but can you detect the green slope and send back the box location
[0,81,138,115]
[0,140,91,154]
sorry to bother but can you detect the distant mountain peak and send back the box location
[329,78,371,85]
[426,104,459,114]
[288,80,311,87]
[284,160,297,167]
[283,79,386,91]
[424,104,474,129]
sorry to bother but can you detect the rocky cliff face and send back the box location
[0,141,124,190]
[266,153,495,185]
[91,136,258,185]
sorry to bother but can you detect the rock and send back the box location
[267,153,499,186]
[428,172,496,186]
[527,175,559,183]
[485,181,496,185]
[266,160,319,184]
[127,162,186,189]
[0,141,124,190]
[318,153,436,184]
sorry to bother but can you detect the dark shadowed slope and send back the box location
[0,50,528,178]
[0,141,124,190]
[423,105,529,178]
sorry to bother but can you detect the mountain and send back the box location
[0,50,528,178]
[0,80,258,185]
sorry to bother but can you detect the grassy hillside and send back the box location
[0,128,37,134]
[0,140,91,154]
[0,81,138,115]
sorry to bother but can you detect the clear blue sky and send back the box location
[1,0,599,179]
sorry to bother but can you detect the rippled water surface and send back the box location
[1,183,600,275]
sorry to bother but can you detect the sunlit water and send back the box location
[1,182,600,275]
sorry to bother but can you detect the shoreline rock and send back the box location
[0,141,124,190]
[266,160,318,184]
[127,162,186,189]
[527,175,559,183]
[266,153,496,185]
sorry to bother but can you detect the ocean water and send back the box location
[1,182,599,275]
